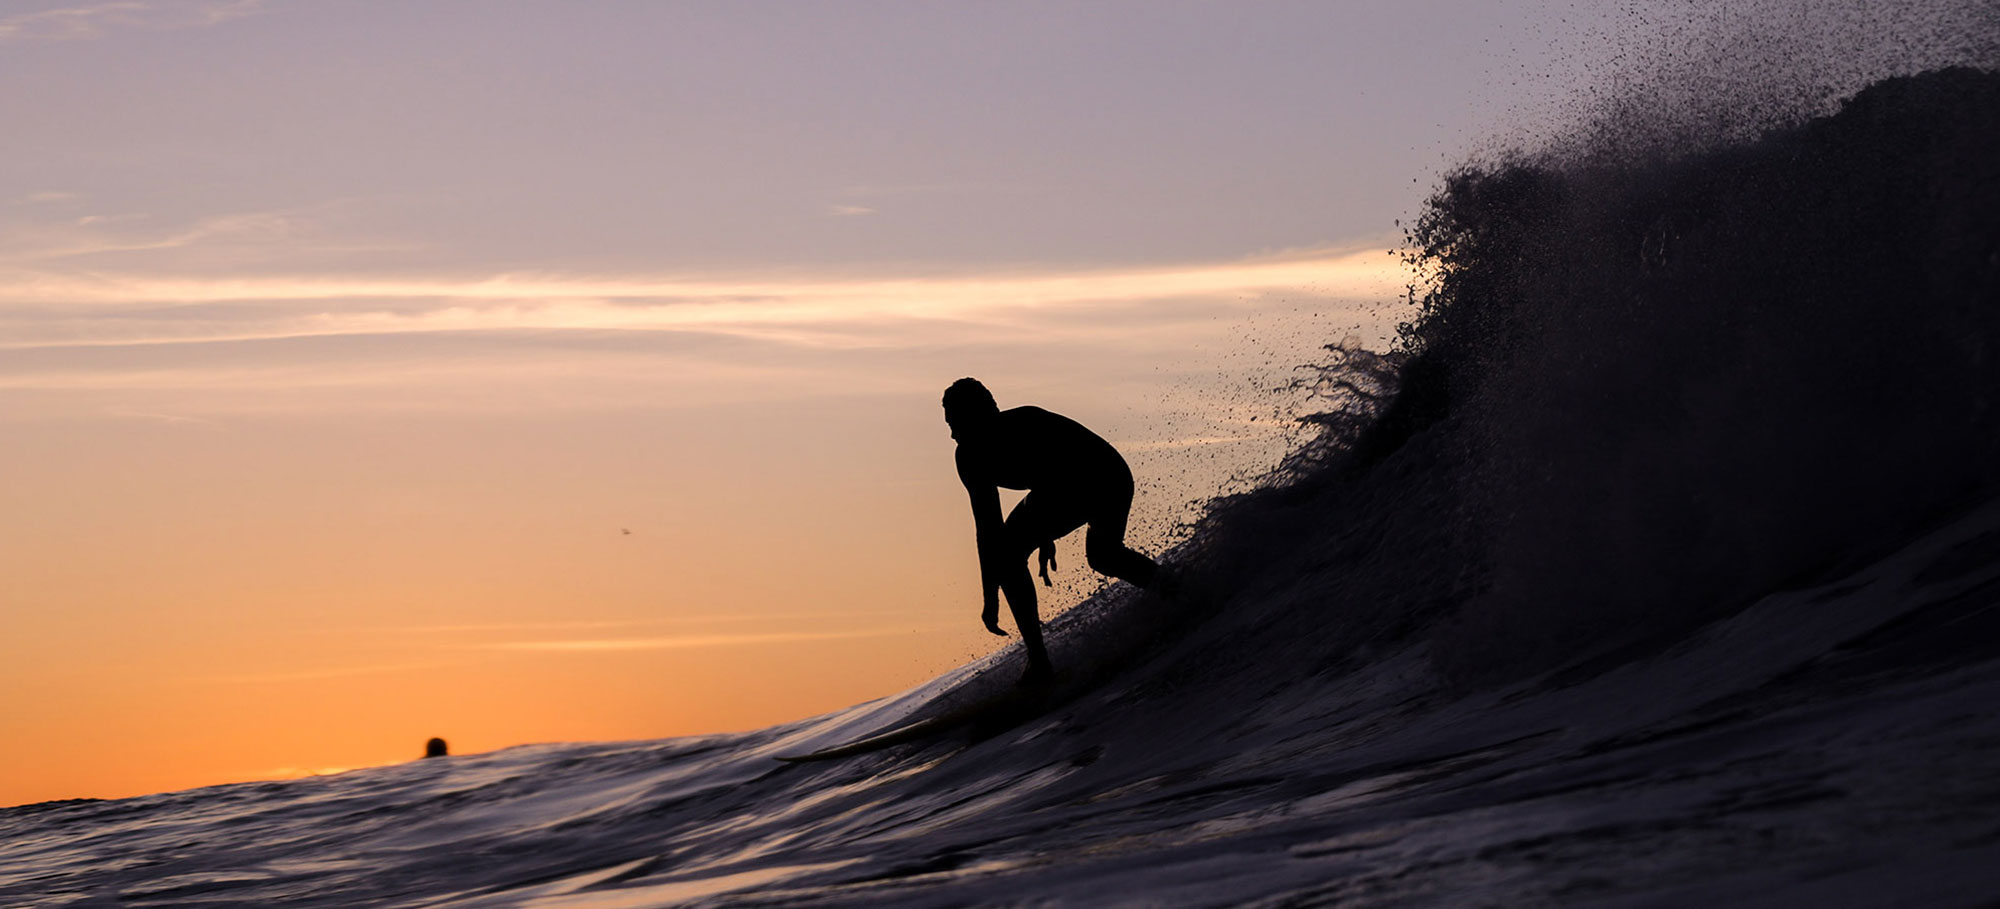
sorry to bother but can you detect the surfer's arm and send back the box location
[957,448,1008,634]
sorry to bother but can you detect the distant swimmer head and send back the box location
[942,377,999,439]
[424,737,448,758]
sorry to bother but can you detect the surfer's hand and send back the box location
[1038,541,1057,586]
[982,601,1007,636]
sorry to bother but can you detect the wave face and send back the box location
[7,70,2000,909]
[1399,66,2000,683]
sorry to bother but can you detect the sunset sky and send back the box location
[1,0,1940,805]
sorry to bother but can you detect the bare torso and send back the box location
[953,406,1128,491]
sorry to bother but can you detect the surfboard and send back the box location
[775,578,1197,763]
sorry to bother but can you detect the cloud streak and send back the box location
[194,660,465,685]
[348,611,920,634]
[0,0,259,43]
[2,207,310,263]
[0,246,1402,351]
[464,628,932,653]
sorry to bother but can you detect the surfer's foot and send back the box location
[1018,662,1055,688]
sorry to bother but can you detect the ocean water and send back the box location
[4,497,1998,907]
[6,61,2000,909]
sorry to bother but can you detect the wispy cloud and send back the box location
[194,660,464,685]
[463,628,931,653]
[359,611,919,635]
[3,208,297,262]
[0,1,146,42]
[0,0,260,43]
[828,204,876,217]
[365,619,665,635]
[833,182,1022,199]
[73,213,148,228]
[103,407,219,426]
[0,246,1402,351]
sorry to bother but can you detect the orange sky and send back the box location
[0,248,1402,805]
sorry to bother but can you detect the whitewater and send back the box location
[7,62,2000,909]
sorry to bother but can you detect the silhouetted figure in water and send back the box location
[944,378,1160,685]
[424,737,448,758]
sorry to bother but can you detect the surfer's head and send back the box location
[943,377,998,440]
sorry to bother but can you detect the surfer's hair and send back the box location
[942,377,998,415]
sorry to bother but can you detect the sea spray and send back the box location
[1133,66,1999,693]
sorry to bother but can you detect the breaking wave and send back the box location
[1177,64,2000,687]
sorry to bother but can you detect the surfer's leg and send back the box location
[1083,473,1159,589]
[1003,492,1088,675]
[994,555,1050,673]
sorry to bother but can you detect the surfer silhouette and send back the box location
[944,378,1160,685]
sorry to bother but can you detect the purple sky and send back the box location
[0,0,1595,278]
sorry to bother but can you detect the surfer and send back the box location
[944,378,1161,685]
